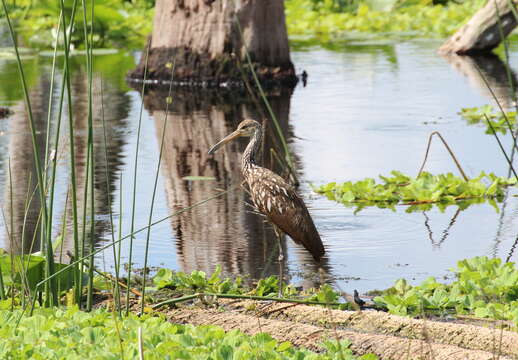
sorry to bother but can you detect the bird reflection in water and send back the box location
[209,119,326,294]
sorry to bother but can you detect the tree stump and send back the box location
[129,0,297,88]
[439,0,518,54]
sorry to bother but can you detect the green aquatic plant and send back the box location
[0,238,86,298]
[459,105,517,134]
[2,0,153,48]
[0,307,375,359]
[313,171,516,212]
[374,256,518,324]
[150,265,350,309]
[285,0,484,38]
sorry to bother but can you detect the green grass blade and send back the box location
[139,60,176,315]
[126,40,151,315]
[100,77,122,314]
[58,0,82,305]
[1,0,56,305]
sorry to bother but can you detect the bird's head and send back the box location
[208,119,261,155]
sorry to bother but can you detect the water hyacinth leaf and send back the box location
[459,105,517,134]
[313,171,516,212]
[375,256,518,323]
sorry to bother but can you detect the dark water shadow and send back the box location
[423,208,461,249]
[442,53,517,108]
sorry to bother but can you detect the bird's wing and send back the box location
[247,169,325,260]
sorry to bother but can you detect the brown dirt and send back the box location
[216,299,518,358]
[165,305,514,360]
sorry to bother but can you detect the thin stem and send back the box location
[1,0,56,305]
[152,292,348,310]
[126,40,151,315]
[473,62,518,153]
[58,0,82,306]
[484,114,518,181]
[100,77,121,314]
[418,131,469,181]
[139,60,176,315]
[81,0,96,312]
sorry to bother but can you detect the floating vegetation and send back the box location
[459,105,517,134]
[285,0,484,38]
[313,171,516,212]
[0,307,372,359]
[374,256,518,325]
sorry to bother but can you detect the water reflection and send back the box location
[60,69,130,257]
[3,72,49,254]
[423,208,461,249]
[142,88,327,285]
[443,53,518,259]
[442,53,517,108]
[1,43,518,292]
[0,58,131,259]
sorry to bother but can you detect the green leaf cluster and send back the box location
[313,171,516,213]
[459,105,517,134]
[4,0,153,49]
[374,256,518,324]
[0,240,82,295]
[285,0,484,38]
[153,266,243,295]
[151,266,348,308]
[0,307,375,359]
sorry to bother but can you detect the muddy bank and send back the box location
[218,299,518,358]
[165,304,513,360]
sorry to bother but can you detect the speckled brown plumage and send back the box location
[209,119,325,260]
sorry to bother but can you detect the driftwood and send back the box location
[439,0,518,54]
[166,304,515,360]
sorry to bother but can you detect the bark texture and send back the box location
[129,0,297,87]
[439,0,518,54]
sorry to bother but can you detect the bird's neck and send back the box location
[242,128,262,170]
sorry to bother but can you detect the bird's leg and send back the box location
[274,226,285,297]
[274,227,285,262]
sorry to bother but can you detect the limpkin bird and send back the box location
[208,119,325,262]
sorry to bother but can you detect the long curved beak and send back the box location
[208,130,241,155]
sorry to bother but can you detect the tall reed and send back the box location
[125,40,151,315]
[139,60,176,315]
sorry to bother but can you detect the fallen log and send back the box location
[439,0,518,54]
[166,307,513,360]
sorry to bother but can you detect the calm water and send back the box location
[0,38,517,292]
